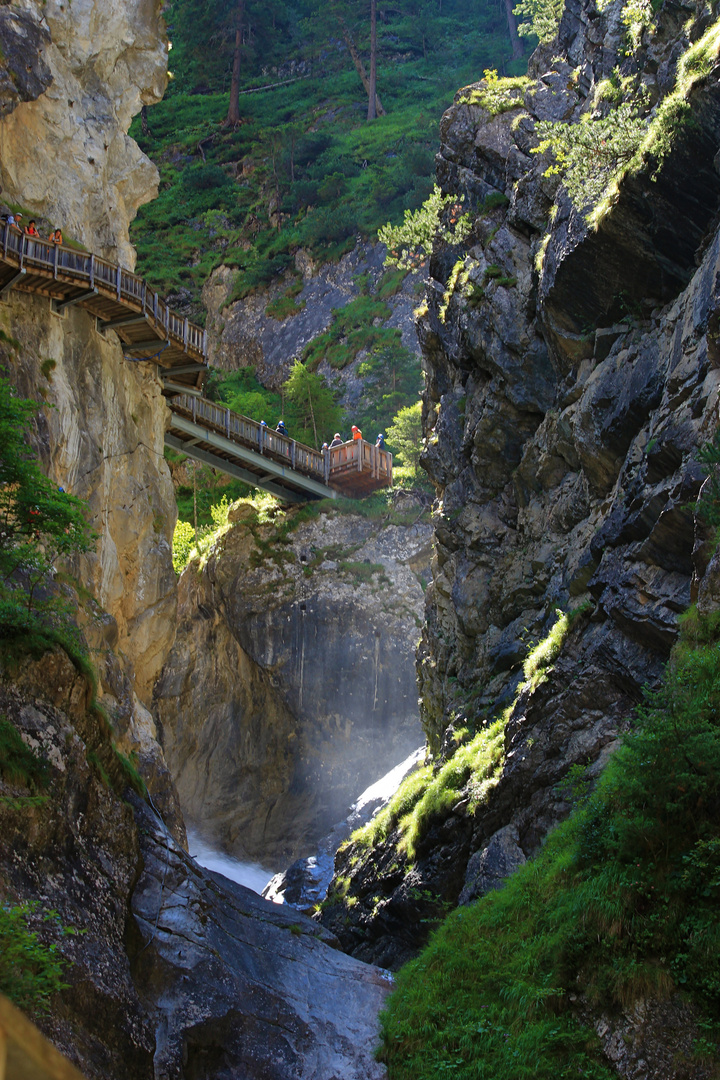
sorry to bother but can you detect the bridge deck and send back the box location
[168,395,393,502]
[0,225,207,391]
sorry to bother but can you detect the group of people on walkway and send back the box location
[264,418,387,453]
[1,210,62,245]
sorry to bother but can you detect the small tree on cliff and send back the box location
[0,375,95,654]
[283,361,343,449]
[386,401,423,473]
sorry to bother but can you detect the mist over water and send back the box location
[187,831,275,895]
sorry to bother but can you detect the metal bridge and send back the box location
[167,394,393,503]
[0,224,393,501]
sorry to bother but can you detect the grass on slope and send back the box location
[379,604,720,1078]
[130,1,527,309]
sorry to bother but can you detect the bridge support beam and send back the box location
[165,433,310,504]
[99,313,148,331]
[0,267,26,297]
[53,288,99,313]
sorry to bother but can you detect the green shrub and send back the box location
[379,606,720,1078]
[0,902,71,1012]
[0,714,50,790]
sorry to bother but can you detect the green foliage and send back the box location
[0,376,96,664]
[0,714,49,790]
[379,184,472,272]
[132,0,525,305]
[379,607,720,1078]
[172,519,197,574]
[386,402,423,470]
[301,295,397,372]
[532,102,649,213]
[458,69,531,115]
[284,359,344,448]
[513,0,564,42]
[0,902,71,1012]
[354,344,423,444]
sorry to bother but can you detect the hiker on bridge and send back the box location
[276,419,288,437]
[329,433,343,448]
[24,220,39,238]
[50,228,63,245]
[351,425,362,441]
[375,433,386,450]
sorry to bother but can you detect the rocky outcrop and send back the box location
[0,656,392,1080]
[318,0,720,971]
[204,241,422,404]
[0,0,167,267]
[155,498,432,864]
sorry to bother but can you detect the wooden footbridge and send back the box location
[0,224,393,501]
[168,394,392,502]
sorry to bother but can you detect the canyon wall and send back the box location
[319,0,720,975]
[155,497,432,864]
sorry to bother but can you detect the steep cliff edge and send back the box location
[155,496,432,864]
[0,0,167,267]
[319,0,720,980]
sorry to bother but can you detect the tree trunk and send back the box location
[504,0,524,59]
[367,0,377,121]
[337,16,385,116]
[224,0,245,126]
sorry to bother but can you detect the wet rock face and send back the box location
[1,658,392,1080]
[130,800,391,1080]
[155,503,433,864]
[0,0,167,266]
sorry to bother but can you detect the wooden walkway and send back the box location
[0,992,88,1079]
[0,225,206,391]
[0,224,395,500]
[167,394,393,502]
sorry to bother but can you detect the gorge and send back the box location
[2,0,720,1077]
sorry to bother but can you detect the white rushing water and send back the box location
[187,831,275,895]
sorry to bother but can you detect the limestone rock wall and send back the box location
[155,499,432,864]
[0,0,167,268]
[0,293,177,722]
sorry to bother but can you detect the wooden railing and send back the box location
[0,992,87,1079]
[175,394,328,479]
[172,394,393,488]
[0,225,207,359]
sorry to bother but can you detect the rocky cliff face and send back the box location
[318,0,720,975]
[0,0,167,267]
[155,497,432,864]
[1,657,392,1080]
[204,240,422,403]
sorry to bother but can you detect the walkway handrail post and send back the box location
[183,317,189,348]
[18,234,25,271]
[192,397,196,423]
[89,253,95,288]
[291,440,296,469]
[53,241,59,280]
[225,407,230,438]
[116,264,121,300]
[323,446,330,485]
[357,439,363,473]
[2,222,7,259]
[259,424,264,454]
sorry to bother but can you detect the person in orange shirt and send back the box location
[351,425,362,441]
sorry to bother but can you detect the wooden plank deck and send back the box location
[0,993,88,1080]
[0,226,207,391]
[168,395,393,501]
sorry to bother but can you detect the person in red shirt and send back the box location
[24,220,39,237]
